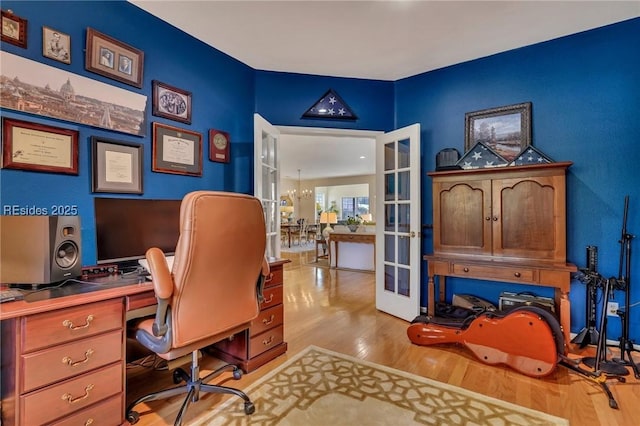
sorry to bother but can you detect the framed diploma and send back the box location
[91,136,143,194]
[1,118,78,175]
[152,122,202,176]
[209,129,230,163]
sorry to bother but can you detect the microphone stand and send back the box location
[613,195,639,378]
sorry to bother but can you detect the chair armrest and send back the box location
[256,256,271,303]
[146,247,173,337]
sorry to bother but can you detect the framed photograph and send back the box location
[91,136,143,194]
[1,9,27,48]
[209,129,230,163]
[1,117,78,175]
[152,122,202,176]
[42,26,70,64]
[464,102,532,162]
[85,27,144,88]
[152,80,192,124]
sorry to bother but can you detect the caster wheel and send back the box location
[244,401,255,415]
[127,411,140,424]
[173,369,184,384]
[233,368,243,380]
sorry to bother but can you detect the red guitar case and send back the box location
[407,305,566,378]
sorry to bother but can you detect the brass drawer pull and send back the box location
[262,315,275,326]
[514,272,521,278]
[263,294,274,304]
[62,315,94,330]
[265,273,274,283]
[62,384,94,404]
[85,419,94,426]
[62,349,94,367]
[463,267,469,273]
[485,216,491,221]
[262,335,274,346]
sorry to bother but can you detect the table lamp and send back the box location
[320,212,337,240]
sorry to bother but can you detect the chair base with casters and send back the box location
[126,350,255,425]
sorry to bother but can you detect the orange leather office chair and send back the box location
[126,191,269,425]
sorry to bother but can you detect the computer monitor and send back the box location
[94,197,181,266]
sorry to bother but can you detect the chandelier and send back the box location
[289,169,313,199]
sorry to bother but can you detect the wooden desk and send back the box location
[424,254,576,344]
[330,232,375,271]
[0,278,154,426]
[0,258,288,425]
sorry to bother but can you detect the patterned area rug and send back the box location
[193,346,569,426]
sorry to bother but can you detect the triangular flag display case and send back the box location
[302,89,357,120]
[509,145,555,166]
[456,141,509,169]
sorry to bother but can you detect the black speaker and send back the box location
[0,215,82,287]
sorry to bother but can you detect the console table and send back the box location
[330,232,375,271]
[425,162,576,343]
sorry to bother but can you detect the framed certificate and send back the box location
[209,129,230,163]
[91,136,143,194]
[1,118,78,175]
[152,122,202,176]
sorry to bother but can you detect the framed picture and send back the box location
[209,129,230,163]
[42,26,70,64]
[1,117,78,175]
[85,27,144,88]
[152,80,192,124]
[1,9,27,48]
[152,122,202,176]
[91,136,143,194]
[464,102,532,162]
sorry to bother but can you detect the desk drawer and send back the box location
[264,267,283,288]
[21,363,122,426]
[452,263,535,283]
[21,330,123,392]
[251,305,283,336]
[50,394,122,426]
[24,300,123,352]
[260,285,283,310]
[249,325,284,359]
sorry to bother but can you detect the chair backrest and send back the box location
[169,191,266,348]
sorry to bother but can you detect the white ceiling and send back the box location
[130,0,639,179]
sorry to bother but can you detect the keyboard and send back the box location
[1,288,25,303]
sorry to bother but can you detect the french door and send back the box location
[375,124,421,321]
[254,114,281,258]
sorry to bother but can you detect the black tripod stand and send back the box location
[612,195,639,378]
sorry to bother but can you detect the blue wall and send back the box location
[1,1,256,264]
[396,18,640,341]
[1,1,638,342]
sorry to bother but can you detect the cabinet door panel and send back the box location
[493,176,565,261]
[433,180,491,255]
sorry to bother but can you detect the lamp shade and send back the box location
[320,212,337,224]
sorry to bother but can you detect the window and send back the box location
[341,197,369,219]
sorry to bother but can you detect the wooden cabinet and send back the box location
[432,162,570,263]
[1,299,125,425]
[209,259,289,373]
[425,162,576,343]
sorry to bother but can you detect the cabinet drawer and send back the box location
[249,325,284,359]
[50,394,122,426]
[21,363,122,426]
[264,266,283,288]
[453,263,535,283]
[24,300,123,352]
[21,330,123,392]
[260,285,283,310]
[251,305,283,336]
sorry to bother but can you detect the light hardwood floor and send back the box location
[127,250,640,425]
